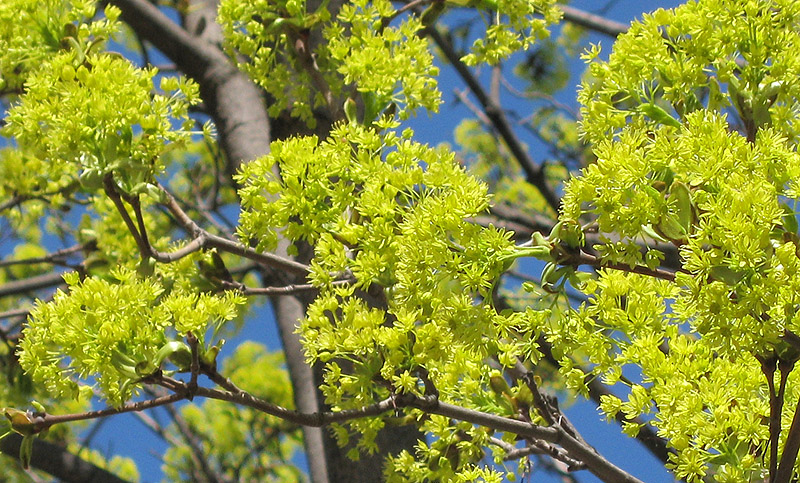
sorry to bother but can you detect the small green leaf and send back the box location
[19,434,34,469]
[153,341,193,371]
[667,180,693,234]
[638,102,682,128]
[344,97,358,125]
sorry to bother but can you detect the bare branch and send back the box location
[220,278,354,296]
[0,243,87,269]
[407,397,643,483]
[40,393,185,428]
[559,5,629,38]
[0,195,29,213]
[0,272,67,299]
[103,174,151,260]
[158,185,311,275]
[425,26,562,213]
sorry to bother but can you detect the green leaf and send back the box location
[19,434,34,469]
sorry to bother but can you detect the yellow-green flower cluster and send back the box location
[561,0,800,478]
[0,1,117,92]
[19,268,245,407]
[579,0,800,145]
[219,0,440,125]
[237,121,544,479]
[462,0,561,66]
[5,51,199,196]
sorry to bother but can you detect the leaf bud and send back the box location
[344,97,358,125]
[489,371,511,396]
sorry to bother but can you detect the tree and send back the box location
[1,0,797,481]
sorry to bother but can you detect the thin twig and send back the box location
[39,393,185,428]
[130,406,179,446]
[758,354,780,481]
[220,278,353,296]
[159,389,220,483]
[529,439,587,470]
[158,184,311,275]
[384,0,432,27]
[0,244,87,269]
[104,174,151,260]
[570,250,678,282]
[292,34,340,122]
[0,195,29,213]
[104,176,312,275]
[454,88,492,125]
[425,26,561,213]
[501,76,578,119]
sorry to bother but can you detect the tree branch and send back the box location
[0,272,67,299]
[20,356,642,483]
[39,393,184,427]
[158,184,311,275]
[0,308,30,320]
[775,388,800,481]
[103,176,312,276]
[559,5,629,38]
[197,354,639,481]
[220,278,354,296]
[0,433,131,483]
[111,2,337,480]
[425,26,562,213]
[569,250,679,282]
[0,243,86,269]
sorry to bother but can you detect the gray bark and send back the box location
[114,1,422,481]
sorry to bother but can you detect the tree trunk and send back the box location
[114,1,423,481]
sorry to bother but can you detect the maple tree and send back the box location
[1,0,799,482]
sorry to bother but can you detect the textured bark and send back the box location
[113,1,423,481]
[0,271,66,298]
[268,239,332,483]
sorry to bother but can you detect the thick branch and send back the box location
[775,391,800,481]
[112,2,333,480]
[0,433,131,483]
[0,272,67,299]
[559,5,629,37]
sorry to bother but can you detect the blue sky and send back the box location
[76,1,693,482]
